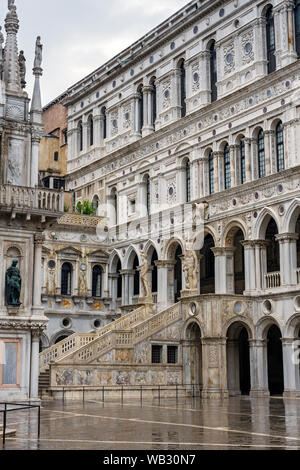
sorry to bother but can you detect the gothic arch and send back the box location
[109,250,123,272]
[124,245,140,269]
[254,207,281,239]
[143,240,160,261]
[284,313,300,338]
[222,316,254,340]
[256,316,282,340]
[260,2,275,17]
[283,199,300,233]
[164,237,185,260]
[183,317,204,340]
[269,117,283,132]
[222,220,247,246]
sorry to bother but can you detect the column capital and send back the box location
[230,144,239,151]
[34,233,44,245]
[120,269,135,275]
[211,246,236,256]
[275,232,299,242]
[155,260,176,268]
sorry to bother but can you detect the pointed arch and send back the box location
[254,207,281,240]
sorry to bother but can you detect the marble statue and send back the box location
[5,259,22,306]
[8,0,15,11]
[18,50,26,88]
[182,250,199,290]
[34,36,43,68]
[140,251,152,298]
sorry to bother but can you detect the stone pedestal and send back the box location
[7,306,21,315]
[138,296,155,314]
[180,289,198,298]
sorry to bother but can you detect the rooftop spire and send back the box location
[4,0,21,92]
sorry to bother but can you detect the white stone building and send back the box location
[0,1,64,401]
[40,0,300,399]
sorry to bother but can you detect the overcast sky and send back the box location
[0,0,189,106]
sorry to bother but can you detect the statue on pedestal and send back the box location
[8,0,15,11]
[182,250,199,291]
[34,36,43,68]
[5,260,22,306]
[18,50,26,88]
[140,251,152,299]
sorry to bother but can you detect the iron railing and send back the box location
[0,402,41,446]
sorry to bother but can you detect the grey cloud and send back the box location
[0,0,188,105]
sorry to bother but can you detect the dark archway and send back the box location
[55,335,69,344]
[185,322,202,390]
[227,323,251,395]
[133,255,140,297]
[174,245,182,302]
[234,229,245,294]
[267,325,284,395]
[151,250,158,295]
[266,218,280,273]
[200,234,215,294]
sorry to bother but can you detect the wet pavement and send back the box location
[2,396,300,450]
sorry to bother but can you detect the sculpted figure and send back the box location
[18,50,26,88]
[8,0,15,10]
[34,36,43,68]
[182,250,199,290]
[5,260,22,306]
[0,27,4,76]
[140,251,152,299]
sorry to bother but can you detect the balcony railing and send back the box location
[265,272,281,289]
[0,185,64,213]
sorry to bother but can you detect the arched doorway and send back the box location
[174,245,182,302]
[234,229,245,294]
[266,218,280,273]
[227,323,251,395]
[185,322,202,391]
[267,324,284,395]
[200,234,215,294]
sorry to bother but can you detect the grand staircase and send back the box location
[38,305,152,394]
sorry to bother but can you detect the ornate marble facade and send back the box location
[40,0,300,398]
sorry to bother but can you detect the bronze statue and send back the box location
[5,259,21,306]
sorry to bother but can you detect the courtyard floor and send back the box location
[2,396,300,450]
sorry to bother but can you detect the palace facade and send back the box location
[39,0,300,399]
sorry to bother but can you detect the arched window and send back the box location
[145,174,151,215]
[92,265,102,298]
[266,6,276,74]
[266,218,280,273]
[101,107,107,140]
[151,250,158,294]
[208,151,214,195]
[276,121,284,172]
[224,144,231,190]
[150,77,157,127]
[88,116,94,146]
[178,60,186,118]
[258,129,266,178]
[295,0,300,56]
[61,263,72,296]
[133,255,140,296]
[78,121,83,152]
[110,188,118,226]
[116,259,122,299]
[210,41,217,102]
[185,159,191,202]
[138,85,144,134]
[240,140,246,184]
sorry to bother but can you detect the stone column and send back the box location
[211,247,236,294]
[30,330,41,400]
[241,241,256,293]
[276,233,298,286]
[109,273,118,309]
[202,337,228,399]
[249,339,269,397]
[142,85,154,136]
[155,260,175,308]
[173,68,182,119]
[120,269,135,305]
[93,113,101,147]
[133,93,141,138]
[199,51,211,106]
[277,1,297,67]
[32,233,44,315]
[199,158,204,198]
[282,338,298,397]
[264,130,271,176]
[254,18,268,77]
[255,240,269,290]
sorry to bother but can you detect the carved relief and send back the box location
[241,30,254,65]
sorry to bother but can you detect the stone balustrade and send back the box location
[265,272,281,289]
[40,305,147,371]
[56,303,180,366]
[0,185,64,213]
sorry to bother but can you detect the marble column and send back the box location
[30,330,41,400]
[282,338,298,397]
[277,1,298,67]
[241,241,256,293]
[93,114,101,147]
[249,339,269,397]
[199,51,211,106]
[133,93,141,138]
[230,145,238,188]
[201,337,228,399]
[254,18,268,77]
[211,247,236,294]
[82,120,88,153]
[276,233,298,286]
[213,151,221,193]
[142,85,154,136]
[32,233,44,315]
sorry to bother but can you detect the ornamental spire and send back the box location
[30,36,43,123]
[4,0,21,91]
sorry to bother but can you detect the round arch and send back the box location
[50,330,75,346]
[222,220,247,247]
[254,208,280,240]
